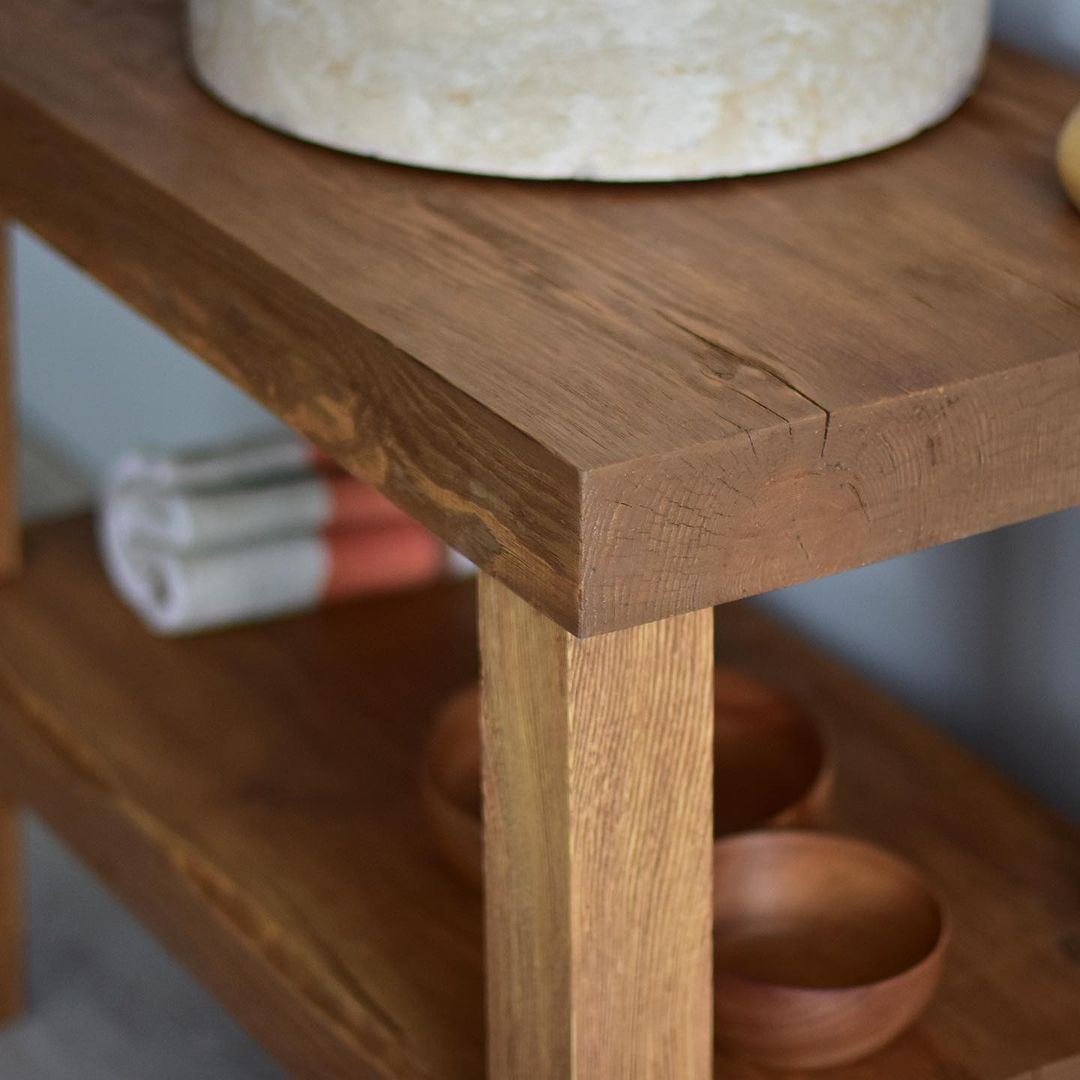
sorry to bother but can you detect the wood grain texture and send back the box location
[0,221,17,578]
[420,669,833,891]
[480,576,713,1079]
[2,3,1080,633]
[0,516,1078,1078]
[0,518,485,1080]
[0,798,23,1024]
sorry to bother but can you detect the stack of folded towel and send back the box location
[99,436,472,635]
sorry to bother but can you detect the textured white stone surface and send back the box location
[188,0,990,181]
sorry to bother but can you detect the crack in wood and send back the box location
[655,310,833,456]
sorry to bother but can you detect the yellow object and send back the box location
[1059,103,1080,210]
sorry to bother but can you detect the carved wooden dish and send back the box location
[713,831,949,1069]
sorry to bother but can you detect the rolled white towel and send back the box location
[100,526,329,635]
[107,473,411,553]
[98,437,475,635]
[100,512,474,635]
[106,434,320,495]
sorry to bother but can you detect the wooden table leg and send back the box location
[1,220,18,577]
[480,575,713,1079]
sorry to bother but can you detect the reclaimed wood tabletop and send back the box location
[3,1,1080,635]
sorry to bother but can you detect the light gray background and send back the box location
[4,3,1078,1076]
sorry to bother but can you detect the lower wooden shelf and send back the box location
[0,517,1077,1079]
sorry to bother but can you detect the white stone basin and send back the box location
[186,0,991,182]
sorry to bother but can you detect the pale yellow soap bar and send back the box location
[188,0,992,182]
[1059,103,1080,211]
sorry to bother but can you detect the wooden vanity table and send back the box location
[1,3,1080,1076]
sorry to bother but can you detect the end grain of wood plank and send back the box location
[5,7,1080,634]
[0,221,17,578]
[0,66,583,629]
[480,576,713,1078]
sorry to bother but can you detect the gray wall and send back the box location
[12,1,1080,820]
[13,230,286,478]
[994,0,1080,68]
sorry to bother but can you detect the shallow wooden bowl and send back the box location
[711,666,832,835]
[419,684,484,890]
[713,831,949,1070]
[421,669,831,889]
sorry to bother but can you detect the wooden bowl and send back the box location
[421,669,831,889]
[419,684,484,890]
[711,666,832,835]
[713,831,949,1070]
